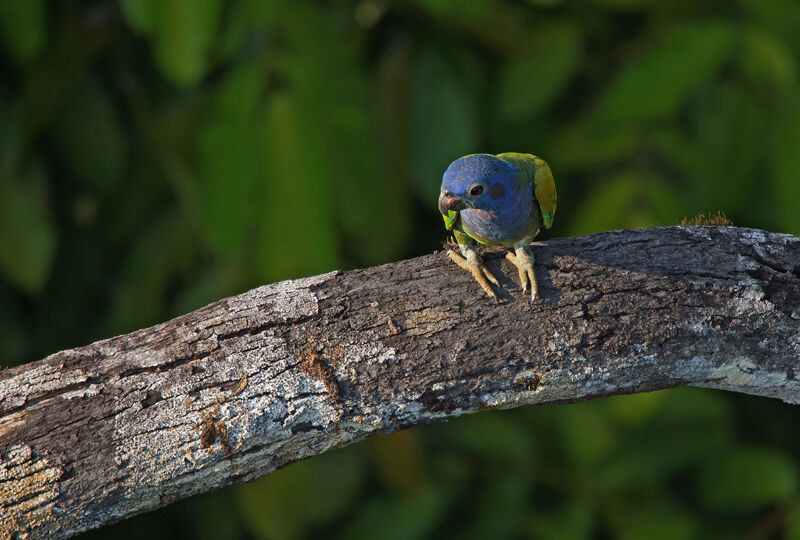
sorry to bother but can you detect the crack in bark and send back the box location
[0,377,101,418]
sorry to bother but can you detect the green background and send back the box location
[2,0,800,538]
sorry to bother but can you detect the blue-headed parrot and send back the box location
[438,153,556,301]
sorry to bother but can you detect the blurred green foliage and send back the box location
[2,0,800,538]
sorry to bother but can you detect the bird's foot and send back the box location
[448,250,500,301]
[506,246,538,301]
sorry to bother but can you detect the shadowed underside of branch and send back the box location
[2,226,800,539]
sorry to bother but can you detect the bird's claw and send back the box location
[448,250,499,301]
[506,248,538,301]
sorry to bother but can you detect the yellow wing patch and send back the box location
[532,157,556,229]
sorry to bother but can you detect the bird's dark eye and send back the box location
[469,185,484,196]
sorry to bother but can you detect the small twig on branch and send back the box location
[1,226,799,539]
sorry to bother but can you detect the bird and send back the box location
[438,152,556,301]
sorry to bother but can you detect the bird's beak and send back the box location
[438,190,466,214]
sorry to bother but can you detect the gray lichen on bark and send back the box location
[1,226,799,539]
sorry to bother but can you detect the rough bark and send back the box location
[2,226,799,539]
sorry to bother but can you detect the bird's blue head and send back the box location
[438,154,518,215]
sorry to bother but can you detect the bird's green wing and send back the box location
[497,152,557,230]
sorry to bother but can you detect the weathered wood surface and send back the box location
[2,226,800,539]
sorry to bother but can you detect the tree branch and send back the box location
[2,226,800,539]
